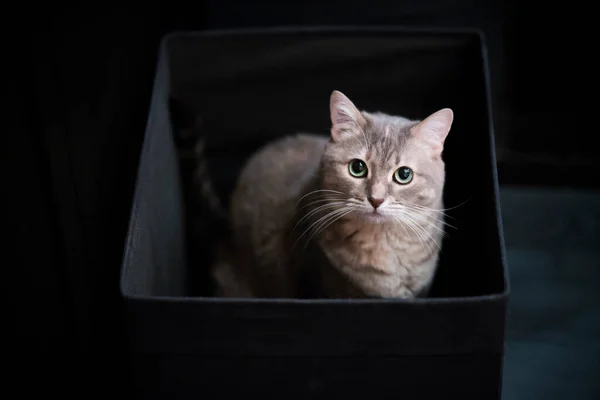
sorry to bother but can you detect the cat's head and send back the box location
[320,90,453,223]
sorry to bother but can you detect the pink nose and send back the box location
[368,197,384,209]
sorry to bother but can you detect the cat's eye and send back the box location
[393,166,413,184]
[348,159,368,178]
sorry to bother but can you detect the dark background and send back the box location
[5,1,598,397]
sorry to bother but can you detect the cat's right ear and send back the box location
[412,108,454,155]
[330,90,366,141]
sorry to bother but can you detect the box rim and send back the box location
[161,25,488,42]
[123,291,507,304]
[476,29,511,299]
[120,26,509,304]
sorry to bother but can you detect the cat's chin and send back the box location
[359,210,389,223]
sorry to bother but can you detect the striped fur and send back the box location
[169,97,227,224]
[192,136,227,221]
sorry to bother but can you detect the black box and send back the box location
[120,28,509,399]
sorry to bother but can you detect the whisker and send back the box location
[304,208,355,249]
[294,207,353,249]
[308,207,353,237]
[411,207,457,221]
[393,214,430,254]
[296,189,344,206]
[403,205,457,231]
[403,208,449,237]
[393,214,413,239]
[401,211,442,253]
[295,208,348,245]
[388,203,457,222]
[292,202,346,233]
[411,198,471,212]
[396,203,454,227]
[299,197,348,209]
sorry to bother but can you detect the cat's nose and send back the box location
[368,197,384,209]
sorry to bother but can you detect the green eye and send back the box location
[348,159,368,178]
[394,166,413,184]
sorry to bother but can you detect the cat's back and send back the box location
[232,132,327,201]
[227,133,328,296]
[230,132,328,239]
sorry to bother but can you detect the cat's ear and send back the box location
[330,90,366,141]
[412,108,453,154]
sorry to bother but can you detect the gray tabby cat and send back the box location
[205,91,453,299]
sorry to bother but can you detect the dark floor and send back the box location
[499,186,600,399]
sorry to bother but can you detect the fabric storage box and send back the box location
[120,28,509,399]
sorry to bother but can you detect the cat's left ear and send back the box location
[330,90,366,141]
[412,108,454,154]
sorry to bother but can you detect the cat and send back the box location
[177,91,453,299]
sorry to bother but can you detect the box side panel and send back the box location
[427,35,507,298]
[121,40,187,297]
[128,353,502,400]
[127,298,507,357]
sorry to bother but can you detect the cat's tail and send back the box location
[192,135,228,222]
[169,97,229,229]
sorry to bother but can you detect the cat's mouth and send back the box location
[361,209,388,222]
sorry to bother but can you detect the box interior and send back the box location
[122,29,506,300]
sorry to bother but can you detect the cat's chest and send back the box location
[321,223,416,273]
[317,221,439,298]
